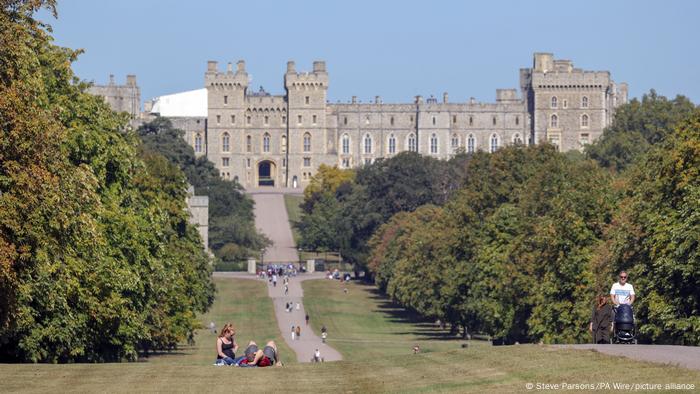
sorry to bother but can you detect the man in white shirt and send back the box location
[610,271,635,306]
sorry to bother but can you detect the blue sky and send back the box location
[41,0,700,105]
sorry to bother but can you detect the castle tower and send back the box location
[205,60,249,181]
[284,61,331,188]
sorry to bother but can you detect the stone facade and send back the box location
[88,74,141,120]
[201,53,626,189]
[89,53,627,190]
[186,186,209,250]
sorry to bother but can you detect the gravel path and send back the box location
[557,344,700,371]
[215,272,343,363]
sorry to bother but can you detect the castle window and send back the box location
[490,134,500,153]
[344,116,348,125]
[281,135,287,153]
[303,157,311,167]
[451,134,459,151]
[390,116,394,126]
[469,116,474,126]
[410,115,414,123]
[305,96,310,105]
[580,133,590,145]
[303,132,311,152]
[548,134,560,151]
[467,134,475,153]
[222,132,230,152]
[231,115,236,124]
[222,157,230,167]
[298,115,302,125]
[550,114,558,128]
[432,116,436,126]
[217,115,221,124]
[282,158,287,168]
[551,96,558,108]
[430,134,438,154]
[364,158,372,165]
[515,116,520,126]
[312,115,317,124]
[582,96,589,108]
[246,135,252,153]
[342,134,350,154]
[513,133,523,145]
[263,133,271,153]
[264,116,269,125]
[364,134,372,154]
[493,116,497,126]
[224,95,228,105]
[563,99,568,109]
[342,158,350,168]
[408,133,417,152]
[388,134,396,154]
[246,158,251,168]
[581,114,589,128]
[194,133,203,153]
[453,115,457,124]
[365,116,370,125]
[247,116,251,125]
[282,116,286,124]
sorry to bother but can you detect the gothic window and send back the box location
[246,135,252,153]
[513,133,523,145]
[263,133,271,153]
[364,134,372,154]
[581,114,589,128]
[222,132,230,152]
[407,133,417,152]
[551,114,558,128]
[388,134,396,154]
[303,132,311,152]
[490,134,500,153]
[467,134,475,153]
[451,134,459,151]
[194,133,203,153]
[342,134,350,154]
[582,96,589,108]
[281,135,287,153]
[551,96,558,108]
[430,133,438,154]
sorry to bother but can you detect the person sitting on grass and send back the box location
[246,340,282,367]
[232,341,260,367]
[215,323,238,365]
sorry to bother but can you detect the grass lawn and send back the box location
[1,277,699,393]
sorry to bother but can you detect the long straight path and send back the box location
[215,272,343,363]
[249,190,299,263]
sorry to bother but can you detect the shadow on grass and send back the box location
[354,282,462,341]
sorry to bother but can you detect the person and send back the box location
[413,344,420,354]
[248,340,282,367]
[209,321,216,334]
[589,295,613,344]
[313,348,321,362]
[305,314,309,326]
[284,284,288,295]
[232,341,259,367]
[610,271,635,306]
[321,331,327,343]
[291,325,296,341]
[215,323,238,365]
[320,325,327,334]
[295,302,300,311]
[272,273,277,287]
[285,302,289,312]
[295,325,301,339]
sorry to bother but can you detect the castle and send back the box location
[91,53,628,190]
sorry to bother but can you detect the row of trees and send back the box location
[137,118,269,262]
[0,1,214,361]
[299,91,699,344]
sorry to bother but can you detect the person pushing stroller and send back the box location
[609,270,637,344]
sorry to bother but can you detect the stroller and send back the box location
[612,304,637,344]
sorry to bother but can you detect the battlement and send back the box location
[285,60,329,88]
[205,60,249,88]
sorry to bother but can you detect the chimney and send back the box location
[236,60,246,73]
[227,62,233,73]
[207,61,218,72]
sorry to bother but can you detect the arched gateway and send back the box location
[258,160,276,187]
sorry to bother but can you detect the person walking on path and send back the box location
[295,302,300,311]
[295,325,301,340]
[305,314,309,326]
[590,295,613,344]
[284,284,289,296]
[291,325,296,341]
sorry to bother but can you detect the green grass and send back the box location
[303,279,471,360]
[1,277,699,393]
[145,277,294,366]
[284,194,304,245]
